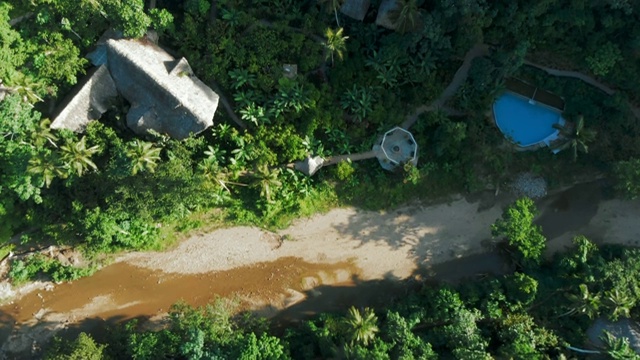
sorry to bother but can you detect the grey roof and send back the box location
[340,0,370,21]
[105,38,219,140]
[51,65,118,132]
[375,0,399,30]
[374,127,418,171]
[587,317,640,352]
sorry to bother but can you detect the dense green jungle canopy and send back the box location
[2,0,640,358]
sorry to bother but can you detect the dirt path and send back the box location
[523,60,640,120]
[401,44,489,129]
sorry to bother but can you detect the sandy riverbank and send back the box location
[122,195,502,279]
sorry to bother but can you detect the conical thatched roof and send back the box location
[340,0,370,21]
[51,65,118,132]
[587,317,640,352]
[375,0,398,30]
[105,38,219,140]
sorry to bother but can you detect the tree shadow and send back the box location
[325,195,505,268]
[264,253,511,335]
[0,309,132,359]
[535,180,606,241]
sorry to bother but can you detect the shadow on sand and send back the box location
[267,252,511,334]
[0,309,134,359]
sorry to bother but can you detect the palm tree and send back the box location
[60,136,100,176]
[125,140,162,175]
[252,164,282,203]
[343,306,379,346]
[389,0,423,34]
[324,27,349,65]
[30,119,59,148]
[559,284,601,319]
[605,289,634,321]
[600,331,640,360]
[27,152,66,188]
[553,115,597,162]
[5,70,46,104]
[318,0,344,26]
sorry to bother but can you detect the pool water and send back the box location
[493,92,563,147]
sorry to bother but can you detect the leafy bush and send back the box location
[8,254,95,285]
[491,198,546,267]
[613,158,640,199]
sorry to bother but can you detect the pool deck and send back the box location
[505,78,565,111]
[493,80,566,152]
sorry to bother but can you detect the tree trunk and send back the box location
[148,0,156,9]
[209,0,218,24]
[9,12,33,26]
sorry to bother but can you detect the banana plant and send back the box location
[340,85,374,122]
[228,68,256,89]
[240,102,271,126]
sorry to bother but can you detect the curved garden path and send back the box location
[401,44,490,129]
[522,60,640,119]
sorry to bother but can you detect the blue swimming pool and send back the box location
[493,92,564,147]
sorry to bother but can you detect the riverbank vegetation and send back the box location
[45,199,640,358]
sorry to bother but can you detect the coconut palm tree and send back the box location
[60,136,100,176]
[553,115,597,162]
[27,152,66,188]
[324,27,349,65]
[318,0,344,26]
[125,140,162,175]
[252,164,282,203]
[600,331,639,360]
[343,306,379,346]
[559,284,601,319]
[5,70,46,104]
[389,0,422,34]
[30,119,59,148]
[605,289,634,321]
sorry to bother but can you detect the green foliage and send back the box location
[335,160,355,181]
[45,332,107,360]
[324,27,348,64]
[125,140,162,175]
[30,31,87,86]
[389,0,423,34]
[77,206,161,253]
[235,332,290,360]
[102,0,151,38]
[402,162,421,185]
[9,254,95,285]
[0,2,27,83]
[586,42,623,77]
[340,85,375,123]
[343,306,380,346]
[492,198,546,266]
[601,331,640,360]
[613,158,640,199]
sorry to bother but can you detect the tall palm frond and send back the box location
[60,136,100,176]
[324,27,349,65]
[343,306,379,346]
[126,140,162,175]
